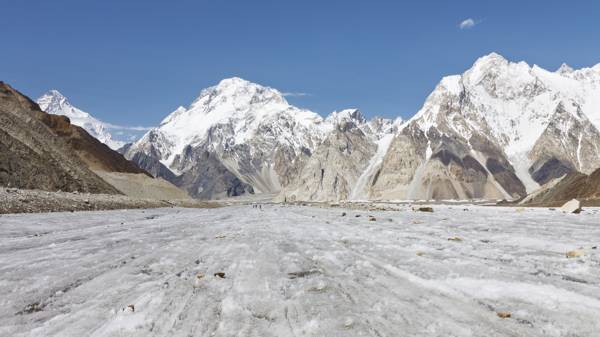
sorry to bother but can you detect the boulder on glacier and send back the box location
[560,199,582,214]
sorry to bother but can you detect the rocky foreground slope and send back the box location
[0,82,120,194]
[0,82,189,200]
[521,168,600,206]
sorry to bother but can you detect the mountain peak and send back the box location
[191,77,287,110]
[213,77,276,94]
[327,109,366,125]
[556,63,574,75]
[463,52,512,83]
[217,77,251,87]
[35,91,125,149]
[474,52,508,67]
[37,89,71,113]
[462,52,536,90]
[39,89,68,101]
[46,89,66,99]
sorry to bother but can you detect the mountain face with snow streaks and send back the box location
[125,78,332,198]
[363,53,600,201]
[37,90,125,150]
[280,109,397,202]
[125,78,398,200]
[124,53,600,201]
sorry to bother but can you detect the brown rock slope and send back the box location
[0,81,120,194]
[0,82,189,199]
[37,112,149,174]
[522,168,600,206]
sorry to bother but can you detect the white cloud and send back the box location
[459,18,478,30]
[282,92,311,97]
[104,123,152,131]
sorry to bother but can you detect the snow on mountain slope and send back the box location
[413,53,600,158]
[37,90,125,150]
[126,78,333,198]
[128,79,398,200]
[322,109,401,200]
[154,77,329,167]
[385,53,600,198]
[280,108,396,202]
[325,108,399,140]
[349,132,396,200]
[127,54,600,202]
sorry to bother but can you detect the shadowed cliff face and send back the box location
[528,102,600,185]
[522,167,600,206]
[171,145,254,199]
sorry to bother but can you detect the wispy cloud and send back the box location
[282,92,311,97]
[104,123,153,131]
[459,18,479,30]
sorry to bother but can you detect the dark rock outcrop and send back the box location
[522,168,600,206]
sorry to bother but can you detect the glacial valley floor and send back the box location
[0,205,599,337]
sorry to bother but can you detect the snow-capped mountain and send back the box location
[127,54,600,201]
[37,90,125,150]
[280,108,400,202]
[149,77,329,169]
[325,108,399,139]
[126,78,330,198]
[126,78,395,199]
[366,53,600,201]
[280,108,400,201]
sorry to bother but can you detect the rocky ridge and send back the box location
[37,90,125,150]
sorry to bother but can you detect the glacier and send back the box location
[1,205,599,336]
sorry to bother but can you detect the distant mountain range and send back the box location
[121,77,400,199]
[30,52,600,201]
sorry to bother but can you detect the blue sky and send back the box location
[2,0,600,130]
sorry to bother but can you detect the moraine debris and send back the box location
[560,199,582,214]
[497,311,511,319]
[566,249,584,258]
[17,302,44,315]
[288,270,320,279]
